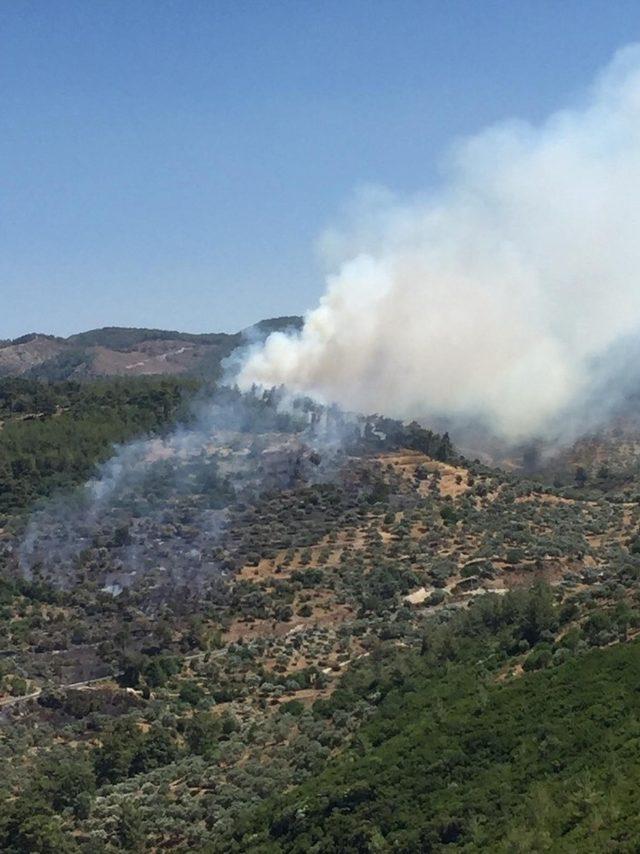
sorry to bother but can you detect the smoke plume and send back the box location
[238,46,640,442]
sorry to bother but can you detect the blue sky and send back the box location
[2,0,640,338]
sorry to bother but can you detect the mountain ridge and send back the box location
[0,316,303,381]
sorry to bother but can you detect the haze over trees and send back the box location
[0,345,639,850]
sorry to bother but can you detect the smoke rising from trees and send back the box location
[239,46,640,442]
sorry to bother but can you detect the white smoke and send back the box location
[238,45,640,441]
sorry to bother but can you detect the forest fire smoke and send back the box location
[238,46,640,442]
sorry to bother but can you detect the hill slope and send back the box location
[2,376,640,850]
[232,629,640,852]
[0,316,302,381]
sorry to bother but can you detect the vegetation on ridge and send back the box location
[0,374,639,851]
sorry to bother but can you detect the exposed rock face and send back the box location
[0,335,67,376]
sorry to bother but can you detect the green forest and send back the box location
[0,377,199,513]
[227,596,640,852]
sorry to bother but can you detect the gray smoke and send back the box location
[238,45,640,443]
[16,389,364,593]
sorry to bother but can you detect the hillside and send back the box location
[1,378,640,850]
[231,632,640,852]
[0,317,302,382]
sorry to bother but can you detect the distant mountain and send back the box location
[0,316,302,381]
